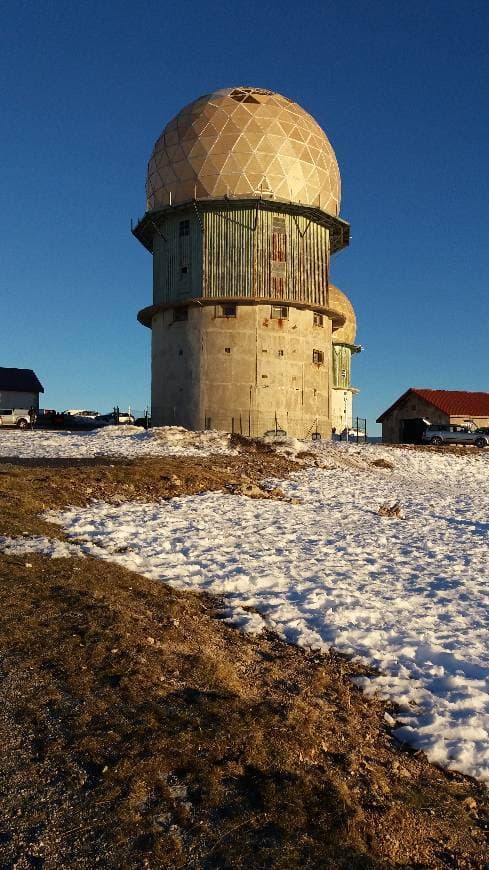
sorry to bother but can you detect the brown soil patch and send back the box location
[0,448,487,868]
[370,458,395,470]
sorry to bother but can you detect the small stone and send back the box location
[462,797,477,812]
[398,767,411,779]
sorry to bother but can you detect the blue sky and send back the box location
[2,0,488,430]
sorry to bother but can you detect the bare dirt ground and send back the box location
[0,442,488,868]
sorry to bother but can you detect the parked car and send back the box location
[0,408,31,429]
[98,411,136,425]
[421,424,489,448]
[63,409,99,418]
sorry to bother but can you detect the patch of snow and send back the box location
[0,535,80,559]
[2,442,489,783]
[0,425,236,458]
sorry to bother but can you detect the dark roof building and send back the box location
[377,389,489,443]
[0,368,44,409]
[0,368,44,394]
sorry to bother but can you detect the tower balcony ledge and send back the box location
[132,196,350,255]
[137,296,347,329]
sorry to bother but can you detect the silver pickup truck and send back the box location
[422,423,489,447]
[0,408,31,429]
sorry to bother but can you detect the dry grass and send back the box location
[0,449,487,868]
[378,501,404,518]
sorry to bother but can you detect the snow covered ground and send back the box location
[0,425,235,458]
[1,441,488,783]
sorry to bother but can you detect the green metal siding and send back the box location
[332,345,351,388]
[153,212,203,304]
[152,204,329,308]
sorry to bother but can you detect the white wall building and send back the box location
[0,368,44,410]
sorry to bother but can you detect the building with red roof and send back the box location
[377,389,489,443]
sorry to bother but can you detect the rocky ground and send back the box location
[0,442,487,868]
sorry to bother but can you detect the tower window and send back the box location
[313,349,324,365]
[313,312,324,327]
[272,216,286,234]
[179,220,190,237]
[271,305,288,319]
[224,347,231,354]
[173,307,188,322]
[218,304,237,318]
[277,349,284,357]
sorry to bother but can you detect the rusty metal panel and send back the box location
[155,205,331,307]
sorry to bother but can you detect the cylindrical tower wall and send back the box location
[151,303,333,438]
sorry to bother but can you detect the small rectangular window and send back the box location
[224,347,231,354]
[272,216,286,233]
[173,307,188,322]
[277,349,284,357]
[313,349,324,365]
[181,265,188,274]
[218,304,237,317]
[313,312,323,327]
[179,220,190,237]
[271,305,288,319]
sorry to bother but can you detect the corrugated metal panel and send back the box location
[153,205,329,307]
[203,208,255,297]
[153,213,203,304]
[332,345,351,388]
[203,207,329,306]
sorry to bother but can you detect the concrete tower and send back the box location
[328,285,362,432]
[134,87,358,438]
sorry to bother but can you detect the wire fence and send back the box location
[202,412,367,442]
